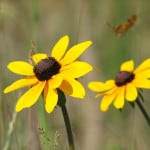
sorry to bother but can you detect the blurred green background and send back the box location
[1,0,150,150]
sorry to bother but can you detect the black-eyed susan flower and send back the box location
[4,35,93,113]
[88,59,150,112]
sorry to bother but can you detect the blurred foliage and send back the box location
[1,0,150,150]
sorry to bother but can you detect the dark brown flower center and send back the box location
[115,71,135,86]
[33,57,61,81]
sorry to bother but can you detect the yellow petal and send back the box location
[135,69,150,79]
[88,81,106,92]
[60,61,93,78]
[16,81,46,112]
[100,91,117,112]
[4,77,38,93]
[120,60,134,71]
[51,35,69,61]
[105,80,115,86]
[32,53,47,64]
[59,80,72,96]
[44,88,58,113]
[60,78,85,98]
[105,80,116,90]
[7,61,34,76]
[113,87,125,109]
[134,58,150,73]
[60,41,92,65]
[89,80,115,93]
[132,78,150,89]
[48,74,63,89]
[125,83,137,101]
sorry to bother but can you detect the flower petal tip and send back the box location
[15,106,21,112]
[63,35,69,39]
[75,93,85,99]
[86,41,93,47]
[100,107,108,112]
[45,102,57,113]
[90,65,94,71]
[80,95,85,99]
[46,108,54,114]
[60,35,69,43]
[3,87,10,94]
[3,90,7,94]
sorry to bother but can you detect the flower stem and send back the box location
[58,89,75,150]
[136,98,150,126]
[61,104,75,150]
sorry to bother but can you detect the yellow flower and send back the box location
[88,59,150,112]
[4,35,93,113]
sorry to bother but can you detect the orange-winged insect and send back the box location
[107,15,137,37]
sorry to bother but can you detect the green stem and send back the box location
[136,98,150,126]
[58,90,75,150]
[61,104,75,150]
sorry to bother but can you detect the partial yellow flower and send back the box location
[4,35,93,113]
[88,59,150,112]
